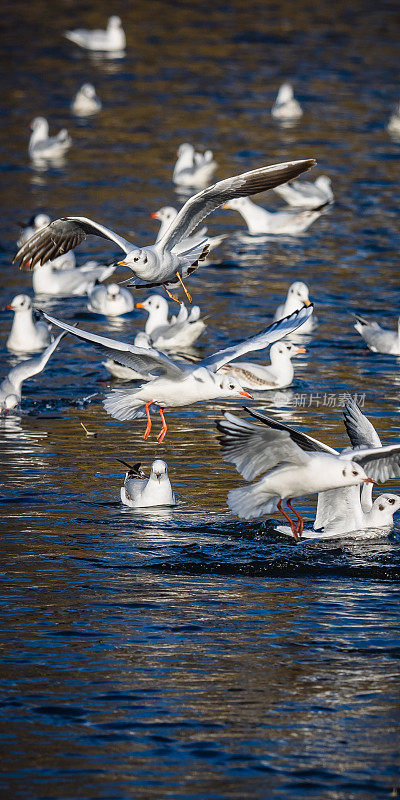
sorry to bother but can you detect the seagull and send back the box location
[387,102,400,136]
[277,494,400,540]
[217,341,306,390]
[214,407,390,541]
[274,282,315,334]
[222,197,322,235]
[64,16,126,52]
[221,401,400,539]
[17,213,76,270]
[71,83,102,116]
[354,313,400,355]
[173,143,217,188]
[0,331,66,413]
[135,294,206,350]
[152,206,226,255]
[14,159,316,303]
[29,117,72,161]
[273,176,334,209]
[119,458,176,508]
[5,294,52,353]
[87,283,134,316]
[32,260,116,298]
[41,304,313,443]
[271,83,303,121]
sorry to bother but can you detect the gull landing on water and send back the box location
[119,459,176,508]
[40,304,313,444]
[14,159,316,304]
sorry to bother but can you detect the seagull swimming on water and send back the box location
[119,458,176,508]
[40,304,313,443]
[64,16,126,52]
[354,313,400,355]
[5,294,52,353]
[71,84,102,116]
[14,159,316,303]
[29,117,72,161]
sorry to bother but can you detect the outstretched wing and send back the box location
[342,444,400,483]
[7,331,68,384]
[158,159,316,251]
[13,216,136,270]
[216,411,309,481]
[41,313,184,380]
[343,397,382,449]
[245,407,338,455]
[200,305,314,373]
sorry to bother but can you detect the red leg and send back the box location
[157,408,168,443]
[277,498,299,542]
[144,400,153,439]
[287,498,303,540]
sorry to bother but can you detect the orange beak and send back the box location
[239,390,253,399]
[135,302,145,309]
[363,477,374,484]
[5,304,13,310]
[117,260,127,266]
[221,203,230,210]
[150,212,158,219]
[296,347,307,354]
[304,299,311,307]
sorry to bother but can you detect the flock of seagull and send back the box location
[3,15,400,541]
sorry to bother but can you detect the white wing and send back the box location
[7,331,67,384]
[158,159,316,251]
[216,411,310,482]
[341,444,400,483]
[314,486,363,532]
[42,313,185,380]
[14,216,137,269]
[200,305,313,372]
[343,397,382,448]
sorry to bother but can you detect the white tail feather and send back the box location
[227,484,279,520]
[103,388,147,421]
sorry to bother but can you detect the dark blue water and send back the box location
[1,1,400,797]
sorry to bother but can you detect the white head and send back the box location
[6,294,32,314]
[1,394,19,413]
[286,281,311,305]
[276,83,294,104]
[119,248,158,276]
[222,197,252,212]
[33,213,51,230]
[150,459,169,481]
[151,206,177,224]
[269,341,306,362]
[135,294,169,318]
[177,143,194,157]
[340,462,373,488]
[80,83,96,98]
[216,374,253,400]
[105,284,121,300]
[30,117,48,136]
[369,494,400,526]
[108,16,122,28]
[315,175,331,191]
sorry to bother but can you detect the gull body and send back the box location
[173,143,217,188]
[218,342,306,390]
[120,459,176,508]
[354,314,400,355]
[273,176,334,209]
[33,261,115,298]
[274,282,315,334]
[6,294,52,353]
[64,16,126,52]
[271,83,303,121]
[71,84,102,116]
[0,332,66,413]
[42,304,313,443]
[224,197,322,235]
[29,117,71,161]
[14,160,317,299]
[135,294,206,350]
[87,283,134,316]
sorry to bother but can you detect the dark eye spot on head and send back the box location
[352,470,358,476]
[379,504,385,511]
[389,498,395,504]
[342,468,346,477]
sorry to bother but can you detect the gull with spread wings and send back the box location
[41,305,313,443]
[14,159,316,303]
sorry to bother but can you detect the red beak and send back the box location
[150,212,158,219]
[5,304,13,310]
[135,302,145,309]
[239,390,253,399]
[363,477,374,484]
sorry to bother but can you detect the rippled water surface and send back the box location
[1,1,400,798]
